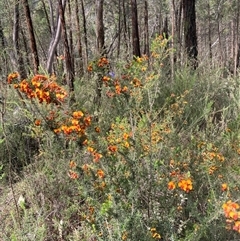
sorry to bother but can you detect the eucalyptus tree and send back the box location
[74,0,84,76]
[22,0,39,74]
[13,0,27,79]
[46,0,67,75]
[96,0,105,55]
[143,0,150,56]
[58,0,74,91]
[131,0,141,57]
[182,0,198,68]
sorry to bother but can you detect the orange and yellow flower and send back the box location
[233,221,240,233]
[87,64,93,72]
[9,74,67,104]
[96,169,105,178]
[69,160,77,169]
[34,119,41,126]
[168,181,176,190]
[98,57,109,67]
[73,111,84,119]
[178,179,193,193]
[221,183,228,192]
[108,145,118,153]
[7,72,19,84]
[68,170,79,179]
[102,76,110,82]
[93,152,102,162]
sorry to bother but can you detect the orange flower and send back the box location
[123,133,129,140]
[122,231,128,241]
[223,200,240,217]
[132,77,142,87]
[82,139,88,145]
[108,145,118,153]
[95,127,101,133]
[136,57,143,63]
[152,232,161,239]
[33,75,48,81]
[72,111,84,119]
[106,91,115,98]
[68,170,79,179]
[69,160,77,169]
[84,116,92,126]
[71,118,79,126]
[178,179,193,193]
[115,84,121,94]
[229,211,239,220]
[96,169,105,178]
[34,119,41,126]
[229,200,239,209]
[121,86,128,92]
[233,221,240,233]
[31,75,48,88]
[168,181,176,190]
[54,128,61,134]
[55,92,67,102]
[93,152,102,162]
[124,141,130,148]
[87,64,93,72]
[102,76,110,82]
[98,57,109,67]
[7,72,19,84]
[87,146,94,153]
[61,125,72,135]
[217,153,225,162]
[221,183,228,192]
[82,164,89,172]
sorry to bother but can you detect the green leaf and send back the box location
[0,138,5,144]
[100,199,113,216]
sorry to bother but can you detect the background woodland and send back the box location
[1,0,240,240]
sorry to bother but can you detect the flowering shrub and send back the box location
[8,73,67,104]
[222,200,240,233]
[4,35,240,240]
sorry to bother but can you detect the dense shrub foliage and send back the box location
[1,36,240,240]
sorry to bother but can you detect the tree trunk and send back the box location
[96,0,105,55]
[182,0,198,68]
[95,0,105,112]
[162,16,169,38]
[207,1,212,62]
[0,20,5,48]
[22,0,39,74]
[48,0,55,35]
[0,19,8,75]
[176,0,183,64]
[46,0,67,74]
[67,0,75,77]
[117,0,121,57]
[216,8,223,68]
[58,0,74,91]
[143,0,150,57]
[171,0,175,80]
[131,0,141,57]
[234,0,240,76]
[13,1,27,79]
[122,0,129,55]
[75,0,84,76]
[41,0,52,34]
[81,0,88,66]
[21,28,31,73]
[231,20,235,66]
